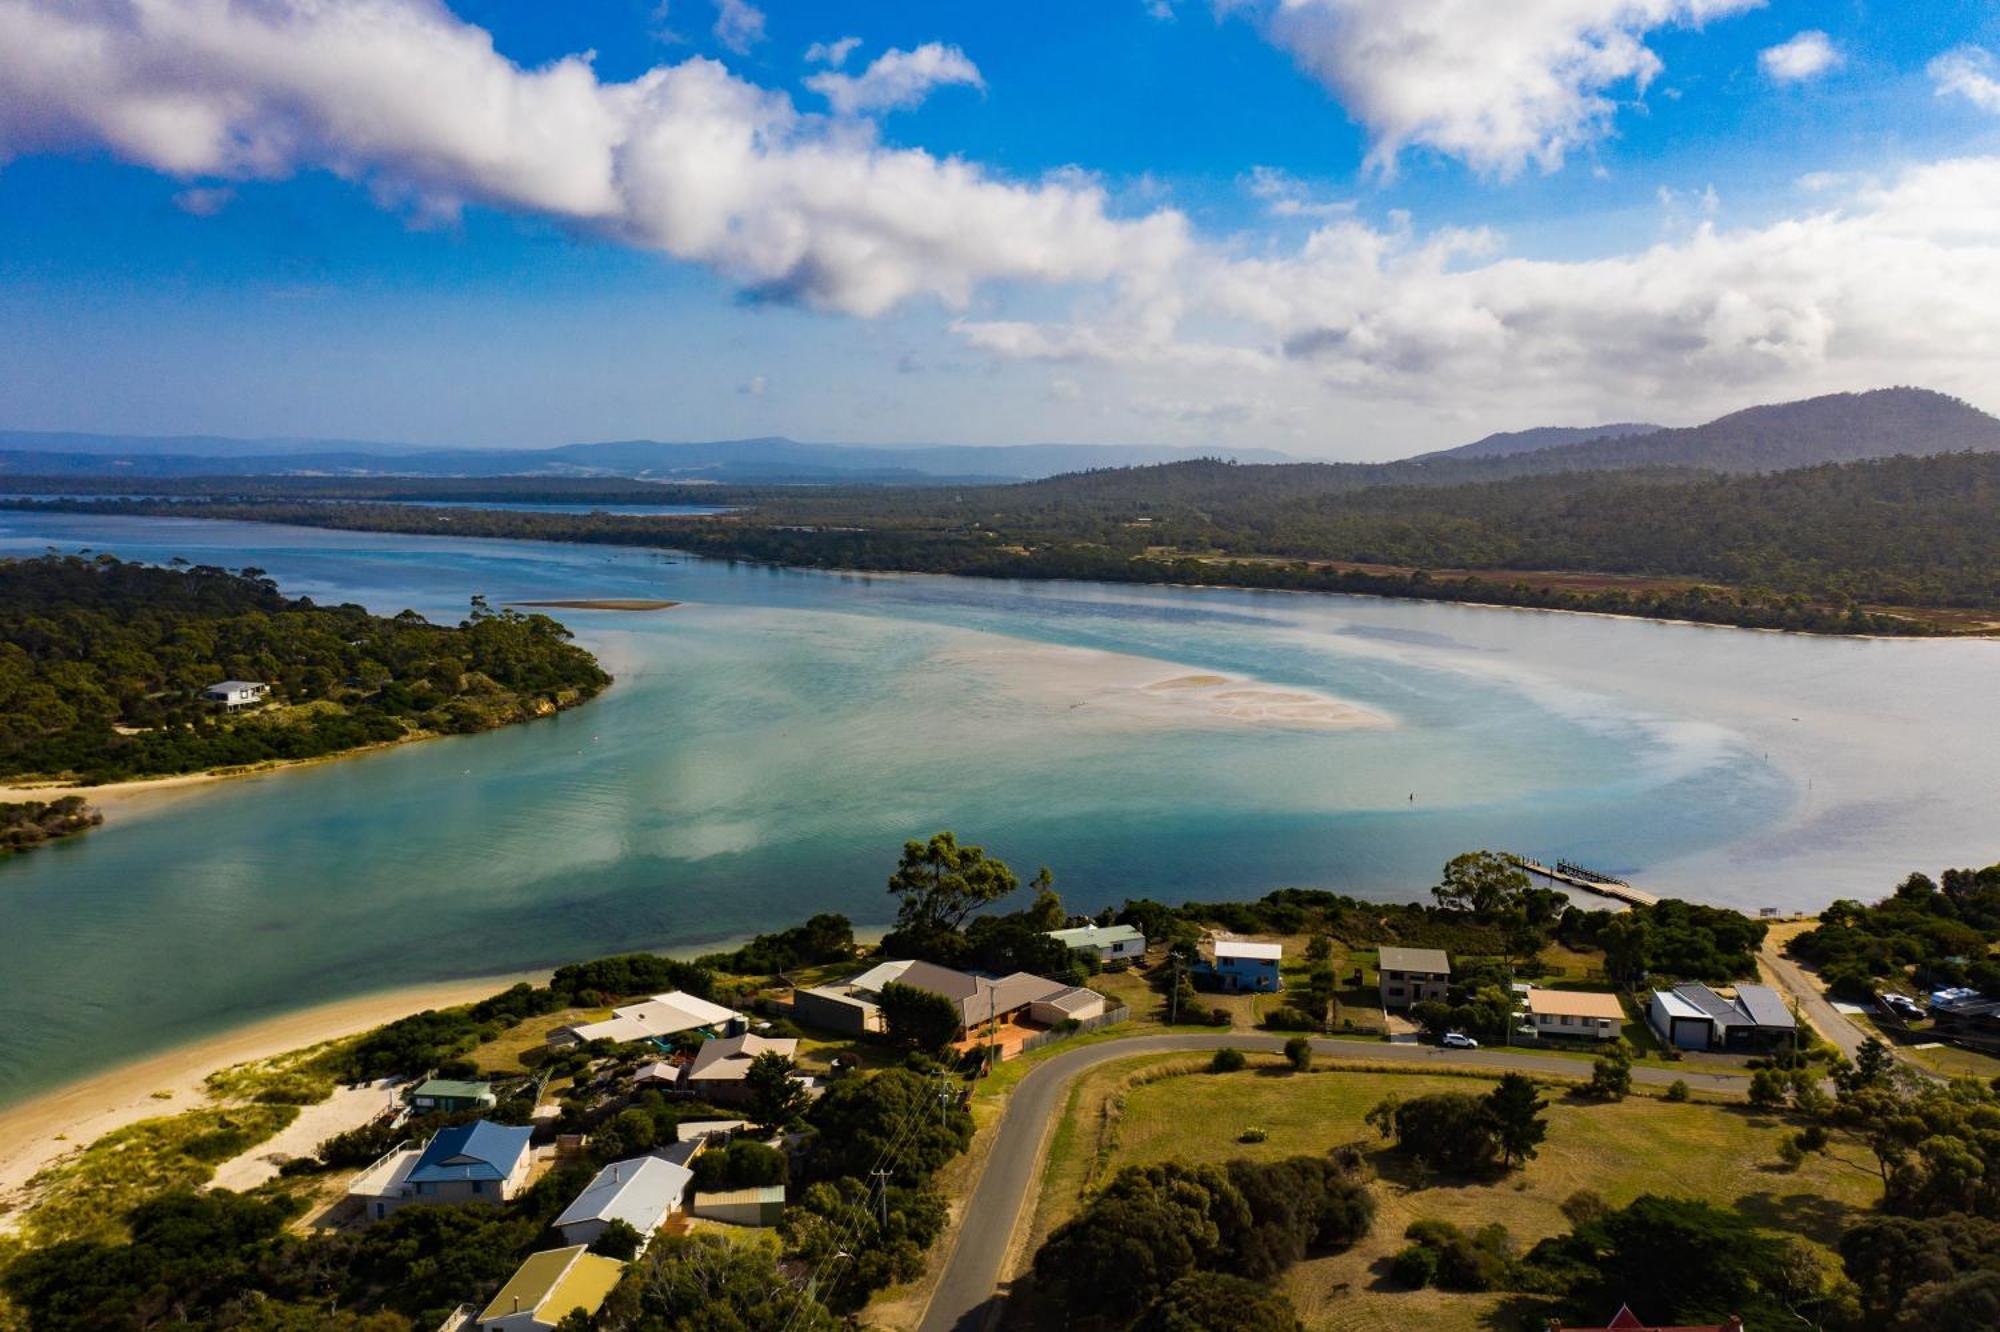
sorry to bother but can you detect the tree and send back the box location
[1431,851,1533,917]
[886,831,1019,937]
[1571,1194,1809,1327]
[1485,1074,1548,1169]
[1135,1272,1303,1332]
[1033,1162,1251,1319]
[601,1232,839,1331]
[1283,1036,1313,1071]
[806,1068,973,1183]
[1023,867,1065,930]
[1585,1043,1633,1100]
[878,981,964,1054]
[1748,1066,1790,1109]
[745,1050,810,1132]
[589,1218,643,1260]
[1385,1093,1501,1175]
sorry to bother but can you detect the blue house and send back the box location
[348,1119,535,1221]
[1209,940,1283,994]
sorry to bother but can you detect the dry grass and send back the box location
[469,1006,609,1075]
[1031,1056,1883,1332]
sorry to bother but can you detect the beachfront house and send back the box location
[1648,983,1797,1052]
[476,1245,624,1332]
[1208,940,1283,994]
[814,958,1108,1057]
[679,1033,810,1107]
[547,990,744,1049]
[409,1077,498,1114]
[1044,922,1146,964]
[201,680,270,710]
[552,1155,692,1253]
[1377,946,1451,1010]
[1524,988,1626,1041]
[346,1120,534,1223]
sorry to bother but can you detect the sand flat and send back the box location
[936,644,1392,732]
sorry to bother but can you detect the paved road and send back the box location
[916,1033,1748,1332]
[1759,945,1866,1062]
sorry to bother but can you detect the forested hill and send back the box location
[1417,421,1662,462]
[1507,388,2000,473]
[0,556,609,782]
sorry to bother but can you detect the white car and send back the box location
[1440,1032,1480,1049]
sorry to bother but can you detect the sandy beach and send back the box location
[0,972,542,1211]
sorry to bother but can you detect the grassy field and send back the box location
[469,1006,609,1075]
[1025,1053,1882,1332]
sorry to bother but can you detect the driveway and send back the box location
[916,1032,1746,1332]
[1759,944,1867,1061]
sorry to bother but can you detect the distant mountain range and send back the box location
[1418,421,1664,462]
[0,433,1292,484]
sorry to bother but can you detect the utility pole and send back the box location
[1169,950,1181,1025]
[871,1168,891,1229]
[987,985,997,1072]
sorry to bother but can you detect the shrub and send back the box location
[1391,1243,1439,1288]
[1665,1079,1691,1102]
[1210,1048,1246,1073]
[1283,1036,1313,1071]
[1239,1127,1267,1144]
[1261,1006,1318,1031]
[1207,1007,1232,1028]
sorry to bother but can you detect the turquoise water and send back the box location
[1,511,1996,1105]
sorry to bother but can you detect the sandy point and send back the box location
[0,971,543,1212]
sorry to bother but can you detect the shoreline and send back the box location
[0,971,545,1209]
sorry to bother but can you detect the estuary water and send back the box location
[1,510,1996,1104]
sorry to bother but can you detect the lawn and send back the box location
[470,1006,609,1075]
[1026,1053,1883,1332]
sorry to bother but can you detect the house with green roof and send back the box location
[476,1245,624,1332]
[410,1077,497,1115]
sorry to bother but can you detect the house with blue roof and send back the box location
[347,1119,536,1222]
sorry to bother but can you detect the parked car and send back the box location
[1441,1032,1480,1049]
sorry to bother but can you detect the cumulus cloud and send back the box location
[1759,31,1840,83]
[1249,0,1762,177]
[804,36,862,68]
[1930,46,2000,113]
[0,0,1186,319]
[805,43,984,117]
[1244,165,1353,218]
[711,0,764,55]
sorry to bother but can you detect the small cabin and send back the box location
[201,680,270,710]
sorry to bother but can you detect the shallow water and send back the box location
[1,510,1995,1104]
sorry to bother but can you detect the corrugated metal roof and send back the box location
[1378,945,1450,974]
[1046,924,1144,948]
[407,1120,531,1184]
[1732,984,1795,1029]
[1216,940,1283,961]
[553,1155,691,1231]
[1651,989,1710,1022]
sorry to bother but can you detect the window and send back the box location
[472,1180,485,1194]
[1388,986,1404,998]
[1561,1015,1574,1026]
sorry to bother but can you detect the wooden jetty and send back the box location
[1519,858,1660,908]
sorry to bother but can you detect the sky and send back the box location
[3,1,2000,459]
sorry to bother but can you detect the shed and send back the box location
[691,1185,785,1227]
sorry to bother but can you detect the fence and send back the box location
[1017,1005,1132,1057]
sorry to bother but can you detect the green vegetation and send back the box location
[0,796,100,854]
[1789,864,2000,1000]
[29,441,2000,633]
[0,554,608,782]
[694,912,855,976]
[1363,1074,1549,1176]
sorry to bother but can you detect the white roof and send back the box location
[844,959,916,993]
[554,1155,691,1233]
[1215,940,1282,961]
[675,1119,748,1142]
[567,991,738,1045]
[1652,989,1711,1022]
[1046,923,1145,948]
[205,679,266,691]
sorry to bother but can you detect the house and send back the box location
[837,958,1106,1042]
[552,1155,692,1252]
[347,1120,534,1222]
[792,983,884,1034]
[679,1033,805,1106]
[690,1184,785,1227]
[1550,1306,1746,1331]
[674,1118,749,1143]
[1927,989,2000,1049]
[1377,946,1450,1010]
[547,990,743,1048]
[201,680,270,710]
[1524,989,1625,1041]
[1648,983,1796,1052]
[1208,940,1283,994]
[1045,923,1146,963]
[410,1078,498,1115]
[476,1245,625,1332]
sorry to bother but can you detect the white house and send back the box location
[1045,923,1146,963]
[1524,988,1625,1041]
[548,991,743,1048]
[201,680,270,710]
[552,1155,692,1253]
[347,1120,534,1223]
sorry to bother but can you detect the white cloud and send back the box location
[804,36,862,68]
[1249,0,1764,178]
[712,0,764,55]
[0,0,1186,319]
[172,185,235,216]
[1244,165,1353,218]
[1759,31,1840,83]
[1930,46,2000,113]
[805,43,984,117]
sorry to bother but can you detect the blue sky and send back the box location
[3,0,2000,457]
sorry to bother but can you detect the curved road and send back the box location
[917,1033,1749,1332]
